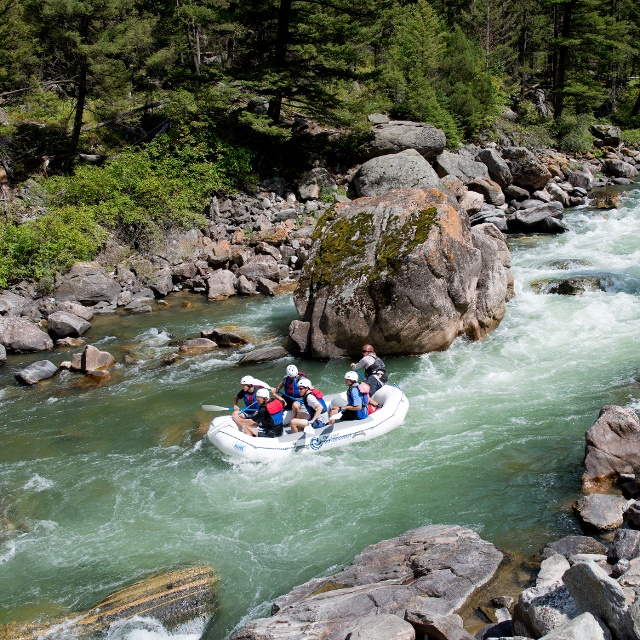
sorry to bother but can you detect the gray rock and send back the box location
[256,277,277,296]
[236,525,501,640]
[366,120,446,160]
[367,113,390,125]
[347,613,415,640]
[434,151,490,183]
[149,228,209,265]
[582,405,640,492]
[289,189,513,357]
[531,275,613,296]
[54,261,122,306]
[604,159,638,179]
[458,190,485,215]
[352,149,441,197]
[507,203,568,234]
[0,292,30,316]
[537,555,571,588]
[207,270,237,300]
[591,124,622,148]
[239,255,282,283]
[542,537,609,560]
[607,529,640,564]
[573,494,631,531]
[238,346,288,364]
[0,343,5,365]
[626,501,640,528]
[504,184,530,202]
[0,316,53,352]
[298,168,336,201]
[563,561,627,638]
[46,311,91,339]
[15,360,58,385]
[568,167,594,191]
[501,147,552,190]
[405,612,473,639]
[55,300,94,321]
[475,148,513,187]
[546,182,571,207]
[236,275,257,296]
[467,178,506,206]
[147,268,173,297]
[512,584,580,638]
[542,612,608,640]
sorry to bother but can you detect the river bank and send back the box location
[1,178,640,638]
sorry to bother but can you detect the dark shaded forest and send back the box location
[1,0,640,287]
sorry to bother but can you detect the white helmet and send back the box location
[256,388,270,399]
[240,375,254,385]
[298,378,312,389]
[344,371,358,382]
[286,364,298,377]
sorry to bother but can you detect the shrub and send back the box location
[553,113,594,155]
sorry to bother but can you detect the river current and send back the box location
[1,185,640,639]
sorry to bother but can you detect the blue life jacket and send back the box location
[237,385,264,408]
[283,373,305,399]
[347,385,368,420]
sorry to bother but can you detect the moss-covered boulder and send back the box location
[288,188,513,357]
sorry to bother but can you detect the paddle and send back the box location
[202,404,234,412]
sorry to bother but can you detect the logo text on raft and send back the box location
[309,433,357,450]
[233,443,245,451]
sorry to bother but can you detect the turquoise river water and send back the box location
[2,185,640,640]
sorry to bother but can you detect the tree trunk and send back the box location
[67,53,87,172]
[553,0,575,120]
[631,90,640,118]
[267,0,293,124]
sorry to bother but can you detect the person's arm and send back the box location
[350,355,373,370]
[345,388,363,411]
[233,391,241,411]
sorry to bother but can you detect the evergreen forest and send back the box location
[1,0,640,287]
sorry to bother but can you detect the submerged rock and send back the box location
[531,275,613,295]
[15,360,58,385]
[0,565,218,640]
[288,188,513,358]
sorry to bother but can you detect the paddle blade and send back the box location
[202,404,233,412]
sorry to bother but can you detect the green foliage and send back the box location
[621,129,640,147]
[552,113,595,154]
[0,207,106,289]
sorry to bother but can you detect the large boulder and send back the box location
[288,188,513,358]
[233,525,502,640]
[433,151,490,183]
[582,405,640,493]
[15,360,58,385]
[46,311,91,340]
[604,158,638,179]
[54,261,121,306]
[501,147,552,190]
[365,121,446,160]
[352,149,441,197]
[0,316,53,352]
[475,148,513,187]
[590,124,622,148]
[0,292,30,316]
[298,168,336,201]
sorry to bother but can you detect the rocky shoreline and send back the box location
[1,118,638,374]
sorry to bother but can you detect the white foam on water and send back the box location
[103,616,205,640]
[23,473,54,491]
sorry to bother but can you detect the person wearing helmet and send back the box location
[232,375,270,412]
[232,387,284,437]
[350,344,387,397]
[272,364,307,409]
[289,378,328,433]
[329,371,369,424]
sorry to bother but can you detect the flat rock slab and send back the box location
[573,493,631,531]
[233,525,502,640]
[15,360,58,385]
[238,346,289,364]
[0,565,218,640]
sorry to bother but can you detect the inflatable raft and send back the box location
[206,384,409,462]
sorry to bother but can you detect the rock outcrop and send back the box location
[365,120,446,160]
[288,188,513,357]
[582,405,640,493]
[232,525,502,640]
